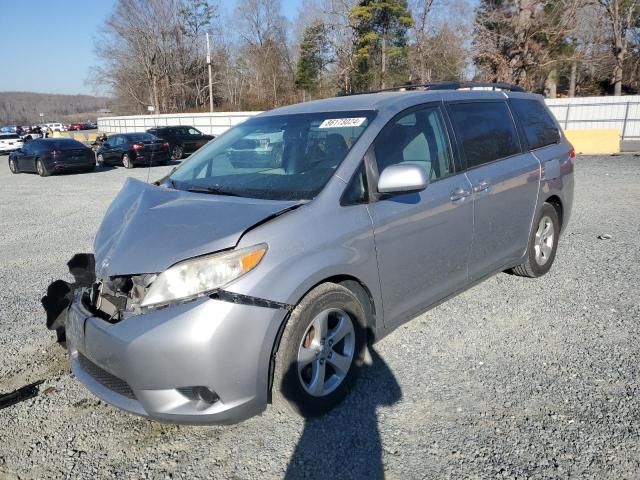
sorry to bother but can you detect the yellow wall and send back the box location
[564,129,620,155]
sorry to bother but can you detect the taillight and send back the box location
[161,141,170,149]
[569,147,576,160]
[132,142,145,151]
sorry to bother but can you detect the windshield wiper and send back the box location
[186,186,241,197]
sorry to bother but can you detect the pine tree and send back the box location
[295,22,330,100]
[350,0,414,91]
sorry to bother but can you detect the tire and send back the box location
[272,282,366,418]
[8,158,19,174]
[123,153,134,169]
[96,153,104,167]
[511,203,560,278]
[55,327,66,344]
[36,158,50,177]
[171,145,183,161]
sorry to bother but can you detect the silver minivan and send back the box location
[65,83,574,424]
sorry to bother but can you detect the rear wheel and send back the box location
[171,145,183,160]
[123,153,134,169]
[273,283,366,417]
[511,203,560,278]
[36,158,49,177]
[9,158,19,173]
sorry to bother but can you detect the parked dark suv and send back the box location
[146,126,214,160]
[96,133,170,168]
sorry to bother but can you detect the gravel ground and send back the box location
[0,154,639,479]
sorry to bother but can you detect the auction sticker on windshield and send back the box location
[318,117,367,129]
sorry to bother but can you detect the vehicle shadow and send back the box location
[284,347,401,480]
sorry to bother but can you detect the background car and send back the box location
[0,133,24,154]
[43,122,65,132]
[67,123,85,131]
[146,125,214,160]
[8,138,95,176]
[96,132,170,168]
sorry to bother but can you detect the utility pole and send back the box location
[206,32,213,113]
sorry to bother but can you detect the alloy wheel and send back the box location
[534,215,555,266]
[171,145,183,160]
[9,159,18,173]
[297,308,356,397]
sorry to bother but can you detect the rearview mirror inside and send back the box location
[377,164,429,195]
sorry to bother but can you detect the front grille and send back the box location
[78,354,136,399]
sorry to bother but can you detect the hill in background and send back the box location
[0,91,112,125]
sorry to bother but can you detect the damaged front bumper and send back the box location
[67,288,288,424]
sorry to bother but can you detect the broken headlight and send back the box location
[140,244,267,308]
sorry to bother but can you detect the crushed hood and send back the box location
[94,178,300,278]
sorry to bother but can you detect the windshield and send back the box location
[169,111,374,201]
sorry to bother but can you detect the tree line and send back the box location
[0,92,110,125]
[93,0,640,115]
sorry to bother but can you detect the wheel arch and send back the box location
[266,274,378,403]
[544,194,564,229]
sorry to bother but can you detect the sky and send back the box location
[0,0,301,96]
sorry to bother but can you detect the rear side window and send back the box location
[510,98,560,149]
[448,101,520,168]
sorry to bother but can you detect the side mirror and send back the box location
[377,164,429,195]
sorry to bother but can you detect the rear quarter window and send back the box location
[447,101,520,168]
[509,98,560,150]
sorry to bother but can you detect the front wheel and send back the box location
[96,153,104,167]
[123,153,134,169]
[511,203,560,278]
[9,158,19,173]
[273,283,366,417]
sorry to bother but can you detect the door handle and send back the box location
[450,187,472,201]
[473,181,490,193]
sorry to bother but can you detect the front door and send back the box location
[368,104,474,327]
[447,100,541,281]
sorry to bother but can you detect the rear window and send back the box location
[0,134,20,140]
[509,98,560,149]
[448,101,520,168]
[126,133,157,142]
[41,139,86,150]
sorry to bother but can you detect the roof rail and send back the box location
[347,81,525,96]
[423,81,526,92]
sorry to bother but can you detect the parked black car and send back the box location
[8,138,95,176]
[96,133,170,168]
[146,126,214,160]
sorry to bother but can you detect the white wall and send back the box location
[98,95,640,140]
[545,95,640,140]
[97,111,262,136]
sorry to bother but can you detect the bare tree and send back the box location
[597,0,639,95]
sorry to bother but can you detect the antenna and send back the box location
[206,32,214,113]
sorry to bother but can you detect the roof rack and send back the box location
[349,81,525,95]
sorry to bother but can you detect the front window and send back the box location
[169,111,375,201]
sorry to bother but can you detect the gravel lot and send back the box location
[0,154,639,479]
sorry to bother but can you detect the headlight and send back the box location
[140,244,267,308]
